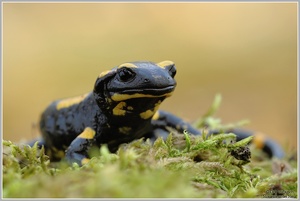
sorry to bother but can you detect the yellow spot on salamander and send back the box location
[81,158,90,165]
[51,147,65,159]
[111,92,173,102]
[140,110,154,119]
[78,127,96,139]
[118,63,138,68]
[152,111,160,120]
[252,132,266,149]
[156,60,174,68]
[118,127,132,134]
[98,70,111,78]
[127,106,134,110]
[113,102,127,116]
[56,93,89,110]
[140,101,162,119]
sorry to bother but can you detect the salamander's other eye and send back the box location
[118,68,135,82]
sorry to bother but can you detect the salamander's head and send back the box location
[93,61,177,119]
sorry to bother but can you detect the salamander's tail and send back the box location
[233,128,285,159]
[209,128,285,159]
[152,110,285,159]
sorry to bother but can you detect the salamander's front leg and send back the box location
[151,110,201,140]
[65,127,96,165]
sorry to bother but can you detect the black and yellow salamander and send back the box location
[30,61,285,165]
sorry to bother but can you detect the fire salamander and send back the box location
[30,61,285,165]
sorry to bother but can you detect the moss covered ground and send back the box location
[2,95,298,198]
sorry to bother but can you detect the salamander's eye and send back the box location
[167,64,176,78]
[118,68,135,82]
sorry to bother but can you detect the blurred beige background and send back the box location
[3,3,297,150]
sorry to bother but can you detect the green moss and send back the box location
[3,94,297,198]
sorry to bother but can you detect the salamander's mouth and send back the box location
[110,85,175,102]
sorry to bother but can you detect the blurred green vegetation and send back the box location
[3,130,297,198]
[3,3,297,151]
